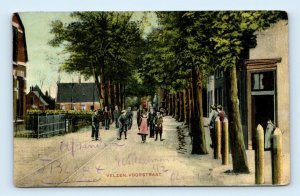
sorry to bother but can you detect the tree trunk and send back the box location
[189,87,193,130]
[180,91,185,122]
[94,72,101,108]
[110,83,115,109]
[169,94,173,116]
[191,66,208,155]
[120,84,124,110]
[178,91,182,122]
[226,65,249,173]
[115,83,120,107]
[184,89,188,125]
[99,64,105,108]
[107,79,111,108]
[172,94,175,118]
[176,92,180,121]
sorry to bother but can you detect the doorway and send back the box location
[245,59,280,149]
[252,95,275,146]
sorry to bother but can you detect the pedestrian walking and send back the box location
[207,105,218,148]
[117,110,129,140]
[148,108,156,138]
[91,110,100,141]
[113,105,120,128]
[154,111,164,141]
[126,107,133,130]
[138,110,149,143]
[103,106,111,130]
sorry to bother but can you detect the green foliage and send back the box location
[49,12,143,90]
[211,11,287,68]
[27,109,93,119]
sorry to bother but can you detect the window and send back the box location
[81,105,86,111]
[251,71,274,91]
[215,70,224,79]
[214,87,223,106]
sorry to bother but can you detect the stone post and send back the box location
[272,128,283,185]
[255,124,265,184]
[222,118,229,165]
[214,118,221,159]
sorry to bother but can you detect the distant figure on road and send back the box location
[207,105,218,148]
[126,107,133,130]
[117,110,129,140]
[113,105,120,128]
[154,111,164,141]
[138,110,149,143]
[104,106,111,130]
[148,108,156,138]
[91,110,100,141]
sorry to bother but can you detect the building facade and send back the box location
[56,82,100,111]
[246,20,289,152]
[26,85,55,110]
[206,20,289,151]
[13,13,28,122]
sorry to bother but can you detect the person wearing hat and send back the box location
[126,107,133,130]
[113,105,120,128]
[154,111,164,141]
[207,104,218,148]
[103,106,112,130]
[148,108,156,138]
[117,110,129,140]
[91,110,100,141]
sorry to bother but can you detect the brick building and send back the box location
[56,82,100,111]
[13,13,28,122]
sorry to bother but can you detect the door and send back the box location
[247,68,277,149]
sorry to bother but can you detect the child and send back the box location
[117,110,128,140]
[154,111,164,141]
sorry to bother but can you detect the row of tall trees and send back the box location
[49,11,286,173]
[49,12,149,109]
[140,11,286,173]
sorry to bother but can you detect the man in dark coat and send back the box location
[126,107,133,130]
[113,105,120,128]
[91,110,100,141]
[207,105,218,148]
[117,110,129,140]
[148,108,156,138]
[154,111,164,141]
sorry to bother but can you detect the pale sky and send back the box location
[19,12,158,98]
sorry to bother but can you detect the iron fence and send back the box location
[26,114,66,138]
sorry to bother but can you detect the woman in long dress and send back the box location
[138,111,149,143]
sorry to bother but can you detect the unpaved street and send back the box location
[14,112,288,187]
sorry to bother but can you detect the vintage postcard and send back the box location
[13,11,290,187]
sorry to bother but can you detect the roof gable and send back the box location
[56,83,99,103]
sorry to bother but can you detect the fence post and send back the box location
[222,118,229,165]
[255,124,265,184]
[37,115,40,139]
[272,128,283,185]
[214,118,222,159]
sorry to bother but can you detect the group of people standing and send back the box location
[91,105,133,141]
[91,101,164,144]
[137,105,164,143]
[207,104,226,148]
